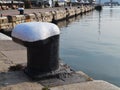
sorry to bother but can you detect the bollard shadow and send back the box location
[0,63,92,88]
[0,65,31,88]
[0,69,45,89]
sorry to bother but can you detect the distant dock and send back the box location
[0,6,94,31]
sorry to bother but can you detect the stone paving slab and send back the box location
[1,50,27,64]
[0,40,25,51]
[0,35,26,71]
[51,80,120,90]
[0,82,43,90]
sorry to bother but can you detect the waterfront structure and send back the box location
[31,0,69,7]
[24,0,94,7]
[0,0,96,9]
[104,1,119,6]
[0,0,24,10]
[0,6,94,30]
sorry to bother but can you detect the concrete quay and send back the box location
[0,6,94,31]
[0,33,120,90]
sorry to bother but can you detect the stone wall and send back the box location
[0,6,94,31]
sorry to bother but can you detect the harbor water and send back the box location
[59,6,120,87]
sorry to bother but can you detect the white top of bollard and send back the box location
[18,8,24,11]
[12,22,60,42]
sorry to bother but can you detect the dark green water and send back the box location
[59,7,120,87]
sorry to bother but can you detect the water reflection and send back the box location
[98,11,101,40]
[66,17,76,26]
[60,7,120,87]
[54,20,67,28]
[75,15,82,22]
[54,15,82,28]
[110,8,113,17]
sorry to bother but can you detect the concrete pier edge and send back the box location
[0,33,120,90]
[0,6,94,31]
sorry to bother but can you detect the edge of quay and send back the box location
[0,6,94,31]
[0,33,120,90]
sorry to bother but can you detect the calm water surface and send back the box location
[59,7,120,87]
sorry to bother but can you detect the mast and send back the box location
[98,11,101,40]
[99,0,101,5]
[110,0,113,8]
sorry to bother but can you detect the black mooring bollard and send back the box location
[18,8,24,15]
[12,22,60,79]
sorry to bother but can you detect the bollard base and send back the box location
[24,61,72,80]
[24,62,89,87]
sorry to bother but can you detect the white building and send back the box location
[31,0,70,7]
